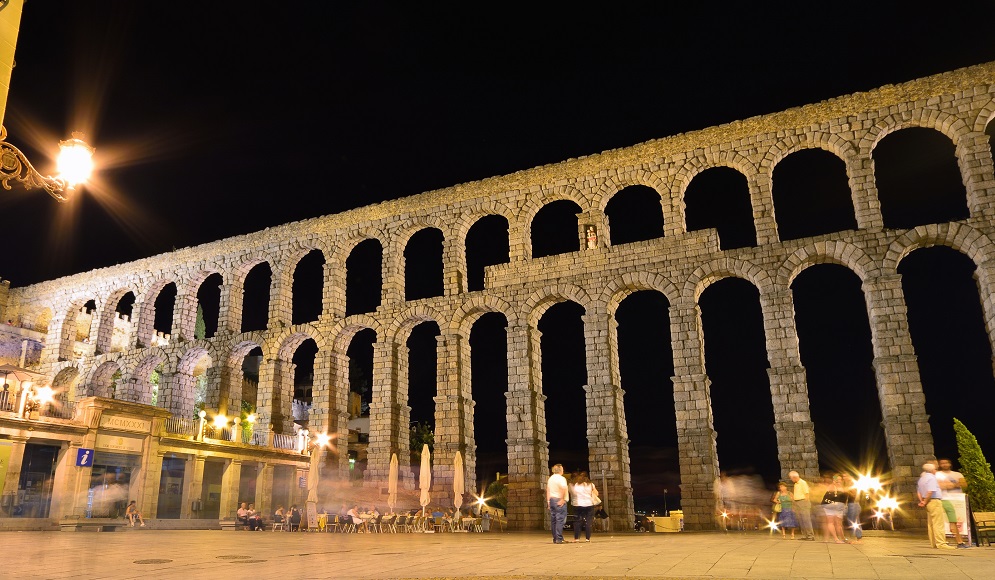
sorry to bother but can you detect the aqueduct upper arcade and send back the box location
[5,62,995,530]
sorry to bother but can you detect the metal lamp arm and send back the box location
[0,126,73,202]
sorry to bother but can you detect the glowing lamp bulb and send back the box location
[34,385,54,404]
[877,496,899,511]
[213,414,228,429]
[56,133,94,188]
[315,433,331,447]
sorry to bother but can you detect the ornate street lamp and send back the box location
[0,126,94,202]
[197,409,207,441]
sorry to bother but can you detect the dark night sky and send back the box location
[5,2,995,509]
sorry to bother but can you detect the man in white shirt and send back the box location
[918,462,953,549]
[546,463,569,544]
[236,502,250,529]
[789,470,815,540]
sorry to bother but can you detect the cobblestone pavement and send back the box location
[3,528,993,579]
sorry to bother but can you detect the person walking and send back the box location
[772,482,797,539]
[820,474,847,543]
[936,458,967,548]
[841,473,862,543]
[918,462,955,549]
[569,471,598,542]
[546,463,569,544]
[789,470,815,540]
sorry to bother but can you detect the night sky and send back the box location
[5,2,995,510]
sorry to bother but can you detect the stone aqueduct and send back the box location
[5,62,995,530]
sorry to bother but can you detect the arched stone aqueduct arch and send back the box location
[7,63,995,530]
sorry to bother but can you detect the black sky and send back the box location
[5,2,995,509]
[6,2,995,285]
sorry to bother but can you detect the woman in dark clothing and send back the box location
[288,505,302,531]
[821,474,847,543]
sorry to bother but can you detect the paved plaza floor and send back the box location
[3,528,993,580]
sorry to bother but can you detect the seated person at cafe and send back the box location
[236,502,250,528]
[273,505,285,525]
[247,503,263,531]
[288,505,302,531]
[346,504,366,531]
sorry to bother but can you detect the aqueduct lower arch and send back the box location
[5,62,995,530]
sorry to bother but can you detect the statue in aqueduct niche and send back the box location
[585,225,598,249]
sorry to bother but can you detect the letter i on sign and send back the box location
[77,448,93,467]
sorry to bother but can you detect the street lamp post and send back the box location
[0,127,94,201]
[16,380,31,417]
[197,410,207,441]
[299,428,310,455]
[245,413,256,444]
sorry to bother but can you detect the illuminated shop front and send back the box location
[0,397,309,529]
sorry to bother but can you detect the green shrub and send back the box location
[953,418,995,511]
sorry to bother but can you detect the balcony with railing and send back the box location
[0,392,304,457]
[0,388,78,422]
[161,417,304,453]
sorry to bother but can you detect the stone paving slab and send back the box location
[1,528,992,579]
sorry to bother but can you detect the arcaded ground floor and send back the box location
[3,527,993,579]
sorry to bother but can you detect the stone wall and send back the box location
[0,323,42,367]
[3,62,995,530]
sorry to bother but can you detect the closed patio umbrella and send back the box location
[306,444,321,504]
[419,444,431,516]
[388,453,398,513]
[453,451,464,512]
